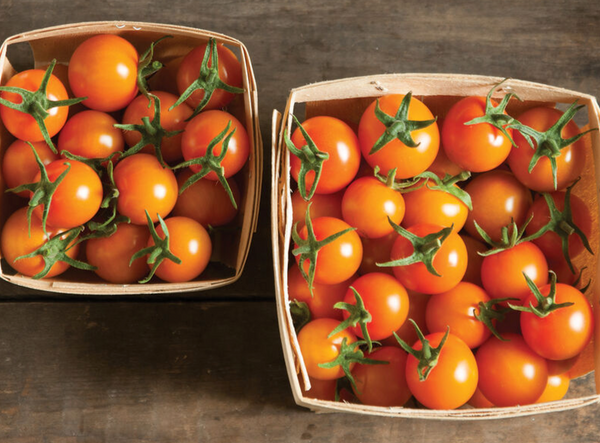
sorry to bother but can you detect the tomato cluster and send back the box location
[287,82,595,410]
[0,33,250,285]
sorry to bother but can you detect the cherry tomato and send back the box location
[2,140,58,197]
[460,234,487,286]
[85,223,150,284]
[428,144,464,178]
[147,216,212,283]
[113,153,178,225]
[68,34,139,112]
[351,346,411,407]
[297,318,358,380]
[536,374,570,403]
[58,110,124,160]
[181,110,250,180]
[121,91,193,163]
[383,290,430,347]
[442,96,513,172]
[292,189,343,232]
[0,68,71,141]
[358,94,439,178]
[405,332,478,410]
[476,333,548,407]
[289,116,361,195]
[508,106,587,192]
[468,387,495,408]
[464,170,532,243]
[1,207,79,278]
[359,232,396,276]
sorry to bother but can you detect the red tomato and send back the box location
[68,34,139,112]
[341,176,405,238]
[2,140,58,197]
[85,223,150,284]
[460,234,487,286]
[113,153,178,225]
[351,346,411,407]
[442,96,513,172]
[476,333,548,407]
[297,318,358,380]
[508,106,587,192]
[292,189,343,232]
[359,231,396,276]
[536,374,570,403]
[289,116,361,195]
[0,68,71,141]
[405,332,478,409]
[358,94,439,178]
[58,110,124,160]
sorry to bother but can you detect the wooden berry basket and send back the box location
[271,74,600,418]
[0,21,262,295]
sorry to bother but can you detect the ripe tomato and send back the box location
[58,110,124,160]
[289,116,361,195]
[405,332,478,409]
[383,290,430,347]
[85,223,150,284]
[464,170,533,243]
[147,216,212,283]
[460,234,487,286]
[68,34,139,112]
[181,110,250,180]
[351,346,411,407]
[359,231,396,276]
[0,68,71,141]
[508,106,587,192]
[121,91,193,163]
[2,140,58,197]
[341,272,409,341]
[358,94,439,178]
[113,153,178,225]
[536,374,570,403]
[291,189,343,232]
[476,333,548,407]
[341,176,405,238]
[428,143,464,178]
[468,387,495,408]
[297,318,358,380]
[442,96,513,172]
[1,207,79,278]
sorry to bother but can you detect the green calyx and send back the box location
[373,166,423,192]
[0,60,86,153]
[473,297,518,341]
[115,94,183,168]
[474,217,530,256]
[14,226,96,279]
[508,101,597,190]
[407,170,473,210]
[173,120,238,209]
[369,92,437,155]
[169,37,245,118]
[130,211,182,284]
[394,319,449,381]
[289,300,311,332]
[137,36,172,100]
[291,203,356,294]
[508,271,573,318]
[330,287,374,352]
[284,114,330,201]
[377,219,453,277]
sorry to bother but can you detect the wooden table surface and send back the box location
[1,1,600,441]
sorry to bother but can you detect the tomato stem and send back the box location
[330,287,374,352]
[137,36,172,100]
[508,271,574,318]
[473,298,518,341]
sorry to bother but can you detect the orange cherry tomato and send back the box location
[2,140,58,197]
[58,110,124,160]
[536,374,570,403]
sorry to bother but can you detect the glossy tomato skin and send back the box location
[292,189,343,232]
[297,318,358,380]
[464,170,533,243]
[58,110,124,160]
[536,374,570,403]
[295,216,363,286]
[383,290,430,347]
[351,346,411,407]
[114,153,178,225]
[442,96,513,172]
[390,224,467,294]
[32,159,103,229]
[358,94,439,178]
[68,34,139,112]
[85,223,150,284]
[341,176,405,238]
[405,332,478,410]
[121,91,193,163]
[520,283,593,361]
[149,216,212,283]
[177,42,243,111]
[342,272,409,341]
[508,106,587,192]
[181,110,250,180]
[476,333,548,407]
[0,69,70,141]
[289,116,361,195]
[1,207,79,278]
[2,140,58,197]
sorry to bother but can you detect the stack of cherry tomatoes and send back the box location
[0,32,250,285]
[286,82,596,410]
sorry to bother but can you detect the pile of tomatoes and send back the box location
[286,82,596,410]
[0,32,250,284]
